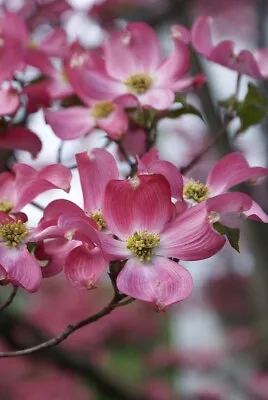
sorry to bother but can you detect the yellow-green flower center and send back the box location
[0,221,28,247]
[183,181,210,203]
[91,101,115,119]
[126,231,160,262]
[90,210,106,231]
[0,200,13,213]
[124,73,153,95]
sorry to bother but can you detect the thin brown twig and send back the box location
[0,286,18,312]
[0,293,129,358]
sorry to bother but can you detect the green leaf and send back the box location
[166,104,204,121]
[213,222,240,252]
[236,83,268,134]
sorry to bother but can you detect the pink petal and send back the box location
[103,175,173,239]
[243,200,268,223]
[76,149,119,213]
[0,245,41,292]
[37,238,79,278]
[24,49,56,75]
[116,256,193,309]
[45,75,74,100]
[138,88,175,110]
[57,214,100,245]
[207,152,268,195]
[105,23,161,80]
[65,245,108,289]
[0,172,17,205]
[138,150,184,199]
[43,199,85,222]
[72,69,123,101]
[39,28,68,58]
[158,203,225,260]
[97,104,128,140]
[13,163,72,211]
[155,37,190,85]
[191,16,214,56]
[45,107,95,140]
[97,232,132,261]
[172,73,206,92]
[210,42,262,78]
[0,87,20,116]
[0,126,42,158]
[254,48,268,78]
[0,212,13,225]
[171,25,191,44]
[24,81,50,113]
[206,192,253,215]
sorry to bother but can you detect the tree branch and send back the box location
[0,309,148,400]
[0,285,18,312]
[0,293,128,358]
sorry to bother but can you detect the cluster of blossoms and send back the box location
[0,148,267,310]
[0,3,267,313]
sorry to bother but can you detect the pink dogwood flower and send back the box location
[45,100,128,141]
[37,149,119,288]
[192,16,268,78]
[98,174,225,309]
[0,213,42,291]
[182,152,268,223]
[69,22,199,110]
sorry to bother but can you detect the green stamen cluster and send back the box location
[183,181,210,203]
[91,210,106,231]
[124,73,153,94]
[126,231,160,262]
[0,221,28,247]
[91,100,115,119]
[0,200,13,213]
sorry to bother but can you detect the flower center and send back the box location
[124,73,153,95]
[0,200,13,213]
[126,231,160,262]
[90,210,106,231]
[183,181,210,203]
[91,100,115,119]
[0,221,28,247]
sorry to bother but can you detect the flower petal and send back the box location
[155,36,190,85]
[117,256,193,309]
[105,23,161,80]
[207,152,268,195]
[158,203,225,260]
[0,245,41,292]
[65,245,108,289]
[97,104,128,140]
[138,88,174,110]
[191,16,214,56]
[76,149,119,214]
[45,107,95,140]
[138,150,184,199]
[103,174,173,239]
[0,126,42,158]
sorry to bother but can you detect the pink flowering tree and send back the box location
[0,0,267,398]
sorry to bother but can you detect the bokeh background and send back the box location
[0,1,268,399]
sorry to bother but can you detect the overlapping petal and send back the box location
[65,245,108,289]
[207,152,268,195]
[76,149,119,214]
